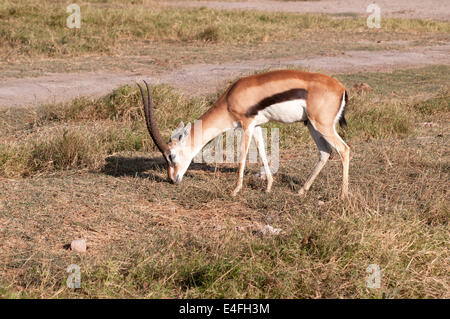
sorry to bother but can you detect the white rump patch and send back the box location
[335,92,346,125]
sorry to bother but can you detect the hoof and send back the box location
[340,191,350,199]
[231,187,242,197]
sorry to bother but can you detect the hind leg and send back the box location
[299,122,333,196]
[309,122,350,198]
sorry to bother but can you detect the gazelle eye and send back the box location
[169,154,176,163]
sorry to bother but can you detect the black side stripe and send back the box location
[246,88,308,117]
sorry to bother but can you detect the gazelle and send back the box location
[137,69,350,197]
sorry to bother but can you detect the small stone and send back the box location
[254,224,283,236]
[318,200,325,206]
[264,216,274,223]
[70,239,87,253]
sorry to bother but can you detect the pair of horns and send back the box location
[137,81,170,158]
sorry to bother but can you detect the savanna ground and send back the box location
[0,0,449,298]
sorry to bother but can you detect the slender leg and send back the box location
[232,125,254,196]
[310,122,350,198]
[253,126,273,192]
[299,122,333,196]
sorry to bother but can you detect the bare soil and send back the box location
[1,44,449,107]
[164,0,450,20]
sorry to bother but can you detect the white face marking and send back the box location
[254,99,307,125]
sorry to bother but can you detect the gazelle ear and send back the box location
[184,122,191,134]
[179,122,191,144]
[171,121,186,141]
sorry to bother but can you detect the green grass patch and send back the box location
[412,91,450,119]
[336,65,450,99]
[1,1,449,59]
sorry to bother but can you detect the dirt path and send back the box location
[1,44,449,107]
[160,44,450,96]
[164,0,450,20]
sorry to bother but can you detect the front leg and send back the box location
[253,126,273,193]
[231,125,254,196]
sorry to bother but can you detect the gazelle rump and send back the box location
[138,69,350,197]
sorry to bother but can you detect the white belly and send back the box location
[254,99,307,125]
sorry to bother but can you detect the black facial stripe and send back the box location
[246,88,308,117]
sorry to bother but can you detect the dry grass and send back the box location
[0,66,448,176]
[0,135,448,298]
[1,0,448,80]
[1,0,449,61]
[0,65,449,298]
[0,84,208,176]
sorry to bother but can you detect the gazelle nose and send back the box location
[175,174,181,184]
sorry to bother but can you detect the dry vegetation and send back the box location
[0,0,448,300]
[3,0,448,56]
[1,0,449,77]
[0,65,449,298]
[0,66,448,176]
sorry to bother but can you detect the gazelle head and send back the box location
[137,81,193,184]
[166,121,193,184]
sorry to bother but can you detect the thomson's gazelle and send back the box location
[138,69,350,197]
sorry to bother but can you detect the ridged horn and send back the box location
[137,81,170,159]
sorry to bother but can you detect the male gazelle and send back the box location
[138,69,350,197]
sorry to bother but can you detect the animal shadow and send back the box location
[101,155,237,182]
[101,155,167,182]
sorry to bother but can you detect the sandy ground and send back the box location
[164,0,450,20]
[1,44,449,107]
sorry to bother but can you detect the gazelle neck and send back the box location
[187,100,235,160]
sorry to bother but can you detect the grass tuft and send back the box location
[197,26,221,42]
